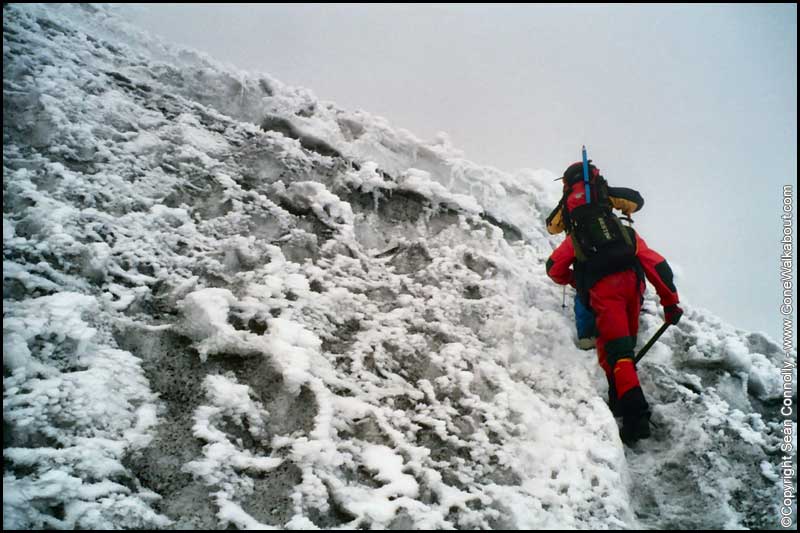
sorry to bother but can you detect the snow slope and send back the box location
[3,4,796,530]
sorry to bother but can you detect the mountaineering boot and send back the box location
[617,386,651,444]
[604,374,620,416]
[577,336,596,350]
[620,414,651,445]
[607,386,620,417]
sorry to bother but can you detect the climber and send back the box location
[545,167,643,351]
[545,159,683,445]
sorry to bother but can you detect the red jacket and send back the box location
[546,232,680,307]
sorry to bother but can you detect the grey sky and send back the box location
[123,3,797,340]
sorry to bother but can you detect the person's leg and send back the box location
[594,334,616,409]
[614,277,651,442]
[591,270,650,442]
[591,272,632,414]
[574,293,597,349]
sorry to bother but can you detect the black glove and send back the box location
[665,304,683,325]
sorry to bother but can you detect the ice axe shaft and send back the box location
[582,145,591,204]
[634,322,671,364]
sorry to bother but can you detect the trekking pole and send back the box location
[562,286,567,310]
[634,322,671,364]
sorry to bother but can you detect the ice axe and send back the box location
[634,322,671,364]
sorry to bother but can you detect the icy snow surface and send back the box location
[3,4,796,530]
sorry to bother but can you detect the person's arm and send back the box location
[608,186,644,215]
[635,233,679,307]
[546,237,577,286]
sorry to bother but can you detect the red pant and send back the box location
[589,269,644,399]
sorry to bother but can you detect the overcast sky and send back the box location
[123,3,797,340]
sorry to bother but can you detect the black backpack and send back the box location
[561,172,638,280]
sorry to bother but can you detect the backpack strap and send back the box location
[594,175,612,210]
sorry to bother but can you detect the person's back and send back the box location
[545,159,683,444]
[546,161,644,350]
